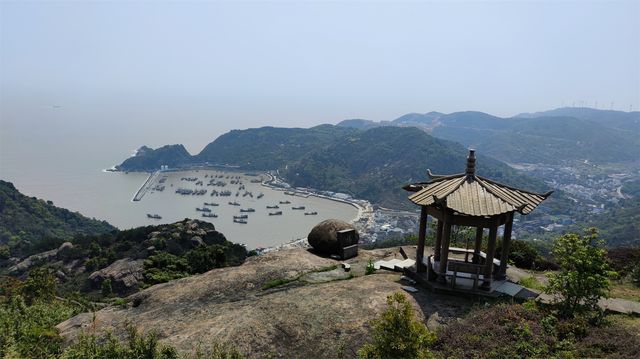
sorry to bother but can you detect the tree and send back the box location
[358,292,435,359]
[545,228,616,317]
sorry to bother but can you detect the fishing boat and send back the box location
[228,201,240,206]
[202,213,218,218]
[304,211,318,215]
[204,202,219,206]
[257,193,264,199]
[269,211,283,216]
[239,208,255,213]
[233,219,248,224]
[279,200,291,204]
[292,206,306,210]
[146,214,162,219]
[233,214,248,219]
[196,207,211,212]
[266,205,279,209]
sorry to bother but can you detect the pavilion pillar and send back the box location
[481,221,498,289]
[433,219,444,261]
[416,206,428,273]
[438,213,452,283]
[496,212,514,280]
[473,227,483,264]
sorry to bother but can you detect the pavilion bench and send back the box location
[446,260,485,291]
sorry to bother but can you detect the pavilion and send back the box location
[403,150,552,292]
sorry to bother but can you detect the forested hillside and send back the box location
[0,180,116,258]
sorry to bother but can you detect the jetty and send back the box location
[133,170,162,202]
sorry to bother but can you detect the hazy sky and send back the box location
[1,0,639,153]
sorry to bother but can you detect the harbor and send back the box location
[127,168,362,248]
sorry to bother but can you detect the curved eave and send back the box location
[407,174,553,217]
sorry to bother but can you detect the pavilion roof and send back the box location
[403,150,552,217]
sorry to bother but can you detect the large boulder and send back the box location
[88,258,145,295]
[307,219,359,255]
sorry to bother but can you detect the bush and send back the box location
[496,240,558,270]
[433,303,560,358]
[358,292,435,359]
[545,228,617,318]
[61,326,179,359]
[22,267,57,304]
[0,295,80,358]
[605,246,640,277]
[365,259,376,275]
[101,278,113,298]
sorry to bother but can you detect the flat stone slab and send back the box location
[494,281,524,297]
[374,258,416,272]
[599,298,640,315]
[537,293,640,315]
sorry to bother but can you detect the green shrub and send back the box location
[545,228,617,317]
[365,259,376,275]
[358,292,435,359]
[61,326,179,359]
[101,278,113,298]
[143,253,190,285]
[0,295,80,358]
[22,267,57,304]
[433,303,558,358]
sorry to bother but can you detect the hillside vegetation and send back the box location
[0,180,116,259]
[337,108,640,165]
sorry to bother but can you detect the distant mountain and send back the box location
[0,180,116,258]
[515,107,640,132]
[116,144,191,172]
[194,125,358,170]
[336,108,640,165]
[336,119,386,130]
[284,126,550,207]
[116,125,550,209]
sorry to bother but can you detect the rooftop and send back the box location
[403,150,552,216]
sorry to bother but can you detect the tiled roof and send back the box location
[404,150,552,216]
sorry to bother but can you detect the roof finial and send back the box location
[466,149,476,176]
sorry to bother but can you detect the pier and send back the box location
[132,170,161,201]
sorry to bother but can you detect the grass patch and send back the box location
[611,281,640,302]
[262,277,300,290]
[520,276,546,291]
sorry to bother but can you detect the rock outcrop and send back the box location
[57,247,470,358]
[307,219,359,255]
[88,258,144,295]
[9,242,74,274]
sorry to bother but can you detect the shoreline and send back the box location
[122,166,374,252]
